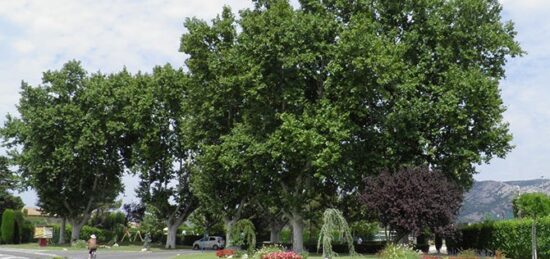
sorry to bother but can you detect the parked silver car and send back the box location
[192,236,225,250]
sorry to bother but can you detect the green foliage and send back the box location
[1,209,15,243]
[182,0,521,253]
[0,191,24,218]
[125,65,196,248]
[71,239,87,248]
[188,206,224,235]
[13,210,24,243]
[52,223,72,244]
[79,225,112,243]
[317,208,356,258]
[140,205,165,241]
[378,243,418,259]
[350,220,378,241]
[459,216,550,258]
[231,219,256,254]
[513,192,550,219]
[0,156,18,191]
[21,220,34,243]
[1,61,127,232]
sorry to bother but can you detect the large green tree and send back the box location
[1,61,127,243]
[181,0,520,252]
[125,65,197,249]
[323,0,523,188]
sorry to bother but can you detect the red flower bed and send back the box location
[216,249,235,258]
[262,251,302,259]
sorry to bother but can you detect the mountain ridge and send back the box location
[458,178,550,222]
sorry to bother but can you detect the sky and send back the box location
[0,0,548,207]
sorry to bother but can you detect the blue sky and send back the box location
[0,0,548,207]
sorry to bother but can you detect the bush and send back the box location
[72,239,87,248]
[1,209,15,243]
[378,243,418,259]
[13,211,25,244]
[79,225,113,243]
[20,220,34,243]
[456,216,550,259]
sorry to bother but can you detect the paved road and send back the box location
[0,248,205,259]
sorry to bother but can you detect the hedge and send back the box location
[450,217,550,259]
[80,225,110,243]
[13,211,25,243]
[1,209,15,243]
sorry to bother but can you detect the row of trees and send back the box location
[1,0,522,251]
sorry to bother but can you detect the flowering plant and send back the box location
[216,249,236,258]
[262,251,302,259]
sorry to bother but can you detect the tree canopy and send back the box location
[1,61,127,242]
[181,0,521,252]
[0,0,522,252]
[361,167,464,241]
[513,193,550,219]
[125,65,197,248]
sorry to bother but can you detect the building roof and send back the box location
[23,207,44,217]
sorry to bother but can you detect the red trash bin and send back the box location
[38,238,48,246]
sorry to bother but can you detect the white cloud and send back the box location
[0,0,257,206]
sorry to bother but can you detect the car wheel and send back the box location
[213,244,219,250]
[193,245,199,250]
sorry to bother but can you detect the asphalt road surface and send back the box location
[0,248,204,259]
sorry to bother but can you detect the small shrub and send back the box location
[378,243,418,259]
[72,239,87,248]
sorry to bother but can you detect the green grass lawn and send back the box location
[0,243,192,252]
[172,253,378,259]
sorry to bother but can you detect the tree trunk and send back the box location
[289,213,304,253]
[270,227,281,243]
[165,224,179,249]
[58,218,66,244]
[70,221,84,243]
[224,218,237,247]
[531,220,537,259]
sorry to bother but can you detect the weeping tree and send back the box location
[317,208,356,258]
[231,219,256,255]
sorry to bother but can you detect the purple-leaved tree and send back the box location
[361,167,463,242]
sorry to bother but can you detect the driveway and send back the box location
[0,247,204,259]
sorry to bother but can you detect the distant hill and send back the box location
[458,179,550,222]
